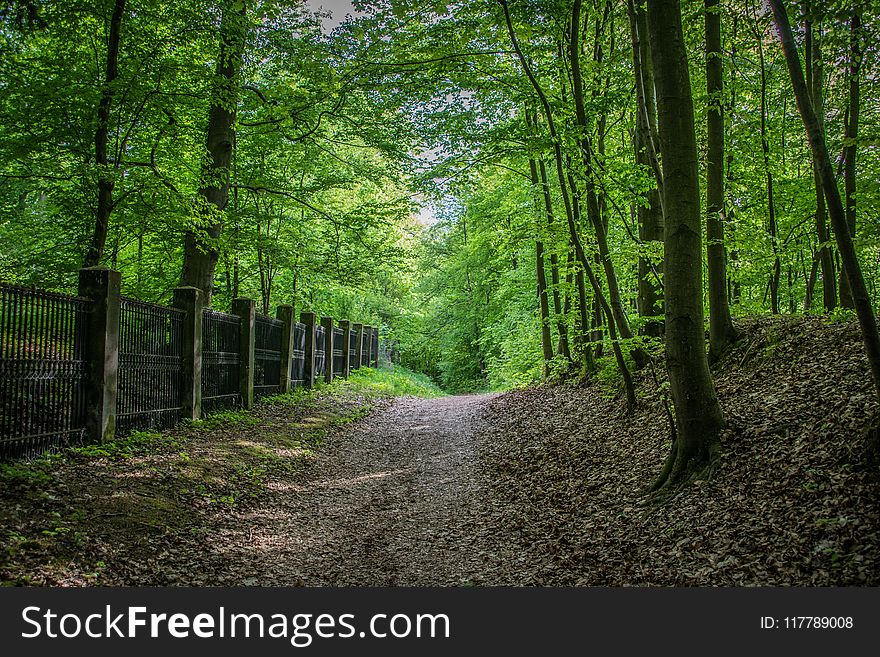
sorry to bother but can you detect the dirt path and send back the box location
[215,394,506,585]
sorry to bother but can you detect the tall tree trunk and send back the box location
[647,0,724,491]
[627,0,664,337]
[705,0,737,361]
[537,158,570,361]
[839,6,861,309]
[768,0,880,404]
[529,153,555,375]
[756,20,781,314]
[83,0,126,268]
[180,1,245,303]
[569,0,648,369]
[804,8,836,312]
[501,0,635,410]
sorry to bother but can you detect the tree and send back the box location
[705,0,738,361]
[647,0,725,490]
[180,0,246,303]
[768,0,880,404]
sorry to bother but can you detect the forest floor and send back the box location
[1,316,878,585]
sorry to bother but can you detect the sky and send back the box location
[302,0,359,33]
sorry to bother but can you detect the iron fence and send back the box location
[349,330,359,369]
[315,325,326,378]
[291,322,305,388]
[360,330,368,366]
[116,298,185,434]
[332,327,345,375]
[202,309,240,414]
[0,284,91,460]
[255,314,282,399]
[371,330,379,366]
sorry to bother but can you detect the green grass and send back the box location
[332,364,445,399]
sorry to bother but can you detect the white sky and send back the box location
[303,0,358,32]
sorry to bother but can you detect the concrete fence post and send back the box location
[352,322,363,370]
[301,311,317,388]
[232,298,255,409]
[78,267,121,443]
[321,316,334,384]
[277,304,295,394]
[339,320,351,379]
[172,286,203,421]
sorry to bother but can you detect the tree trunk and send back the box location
[769,0,880,404]
[569,0,648,369]
[83,0,126,268]
[705,0,737,361]
[501,0,635,409]
[529,155,555,375]
[537,158,570,361]
[647,0,724,491]
[627,0,664,337]
[839,6,861,309]
[756,22,781,315]
[180,1,246,304]
[803,9,836,312]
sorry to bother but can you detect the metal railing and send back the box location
[202,309,241,415]
[116,297,185,434]
[254,314,282,399]
[332,326,345,375]
[0,284,91,459]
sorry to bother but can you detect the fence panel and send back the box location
[332,327,345,376]
[116,298,184,434]
[254,314,282,399]
[202,309,240,415]
[315,325,326,378]
[0,284,91,460]
[349,330,359,370]
[360,330,368,367]
[371,331,379,367]
[290,322,305,388]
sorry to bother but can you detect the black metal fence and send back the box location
[202,309,241,415]
[332,327,345,375]
[371,330,379,366]
[254,314,282,399]
[315,325,326,378]
[0,284,91,459]
[1,273,382,461]
[116,298,185,434]
[291,322,306,388]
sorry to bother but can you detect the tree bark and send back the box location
[529,154,555,375]
[705,0,737,362]
[768,0,880,404]
[180,1,246,304]
[83,0,126,268]
[839,6,861,309]
[569,0,648,369]
[804,8,836,312]
[627,0,664,337]
[647,0,724,491]
[501,0,635,409]
[537,158,571,361]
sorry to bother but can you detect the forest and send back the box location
[0,0,879,587]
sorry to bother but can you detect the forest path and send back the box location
[218,393,510,585]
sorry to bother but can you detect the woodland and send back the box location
[0,0,879,586]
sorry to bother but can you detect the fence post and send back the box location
[232,298,255,409]
[172,286,203,421]
[321,316,334,384]
[78,267,121,443]
[339,320,351,379]
[352,323,363,370]
[301,311,317,388]
[277,305,295,394]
